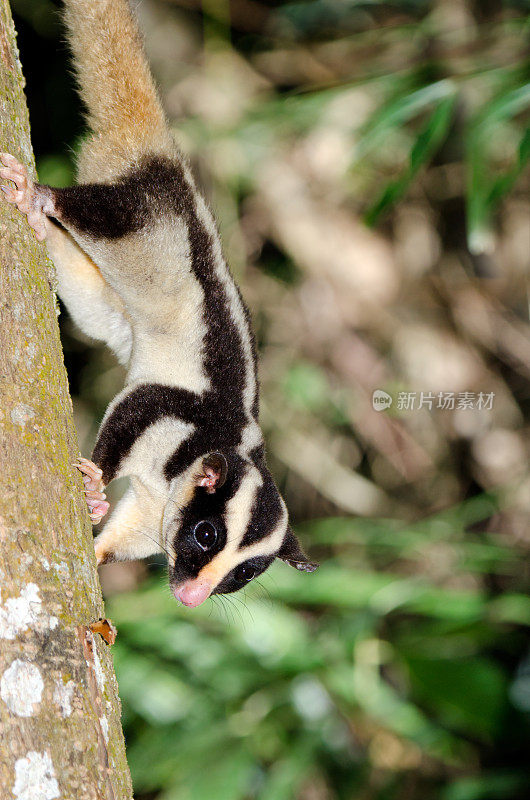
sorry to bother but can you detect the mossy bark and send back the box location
[0,3,133,798]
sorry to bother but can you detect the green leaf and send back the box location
[406,656,507,739]
[486,127,530,207]
[487,593,530,626]
[472,82,530,129]
[357,79,457,158]
[442,771,527,800]
[466,81,530,251]
[329,661,459,758]
[258,737,316,800]
[163,748,255,800]
[268,563,486,621]
[365,93,456,224]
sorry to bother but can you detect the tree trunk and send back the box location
[0,3,133,798]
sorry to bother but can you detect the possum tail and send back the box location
[62,0,172,177]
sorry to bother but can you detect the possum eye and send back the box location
[234,564,255,583]
[193,521,217,550]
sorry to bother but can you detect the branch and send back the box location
[0,2,132,797]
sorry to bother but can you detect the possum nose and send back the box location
[176,579,213,608]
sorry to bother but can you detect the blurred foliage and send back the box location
[10,0,530,798]
[106,494,530,800]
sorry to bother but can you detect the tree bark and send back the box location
[0,3,133,799]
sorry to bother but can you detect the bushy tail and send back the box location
[63,0,168,148]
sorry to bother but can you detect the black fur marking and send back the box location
[92,382,251,485]
[213,555,275,595]
[93,384,202,484]
[83,156,260,481]
[168,453,248,586]
[278,527,319,572]
[240,290,260,420]
[167,159,254,422]
[238,452,283,549]
[165,443,286,589]
[45,160,198,240]
[92,381,250,484]
[49,158,255,416]
[47,179,149,239]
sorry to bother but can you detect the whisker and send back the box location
[137,529,173,560]
[220,594,235,626]
[229,593,249,627]
[238,590,254,624]
[224,593,244,626]
[253,579,274,609]
[207,595,217,619]
[133,528,173,561]
[215,594,230,625]
[96,518,174,561]
[106,474,185,515]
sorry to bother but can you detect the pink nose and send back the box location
[175,579,213,608]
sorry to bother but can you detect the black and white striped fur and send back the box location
[0,0,317,606]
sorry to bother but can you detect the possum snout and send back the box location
[173,578,213,608]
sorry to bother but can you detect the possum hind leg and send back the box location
[46,222,133,365]
[0,154,133,364]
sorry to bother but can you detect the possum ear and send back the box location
[196,452,228,494]
[278,527,319,572]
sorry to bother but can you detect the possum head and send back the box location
[164,451,318,607]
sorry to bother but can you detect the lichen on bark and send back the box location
[0,2,133,797]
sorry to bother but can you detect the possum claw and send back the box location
[87,500,110,524]
[0,153,50,241]
[74,457,104,490]
[74,458,109,524]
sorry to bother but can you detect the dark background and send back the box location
[10,1,530,798]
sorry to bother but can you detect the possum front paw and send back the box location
[74,457,110,524]
[0,153,53,242]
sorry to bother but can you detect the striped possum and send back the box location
[1,0,318,607]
